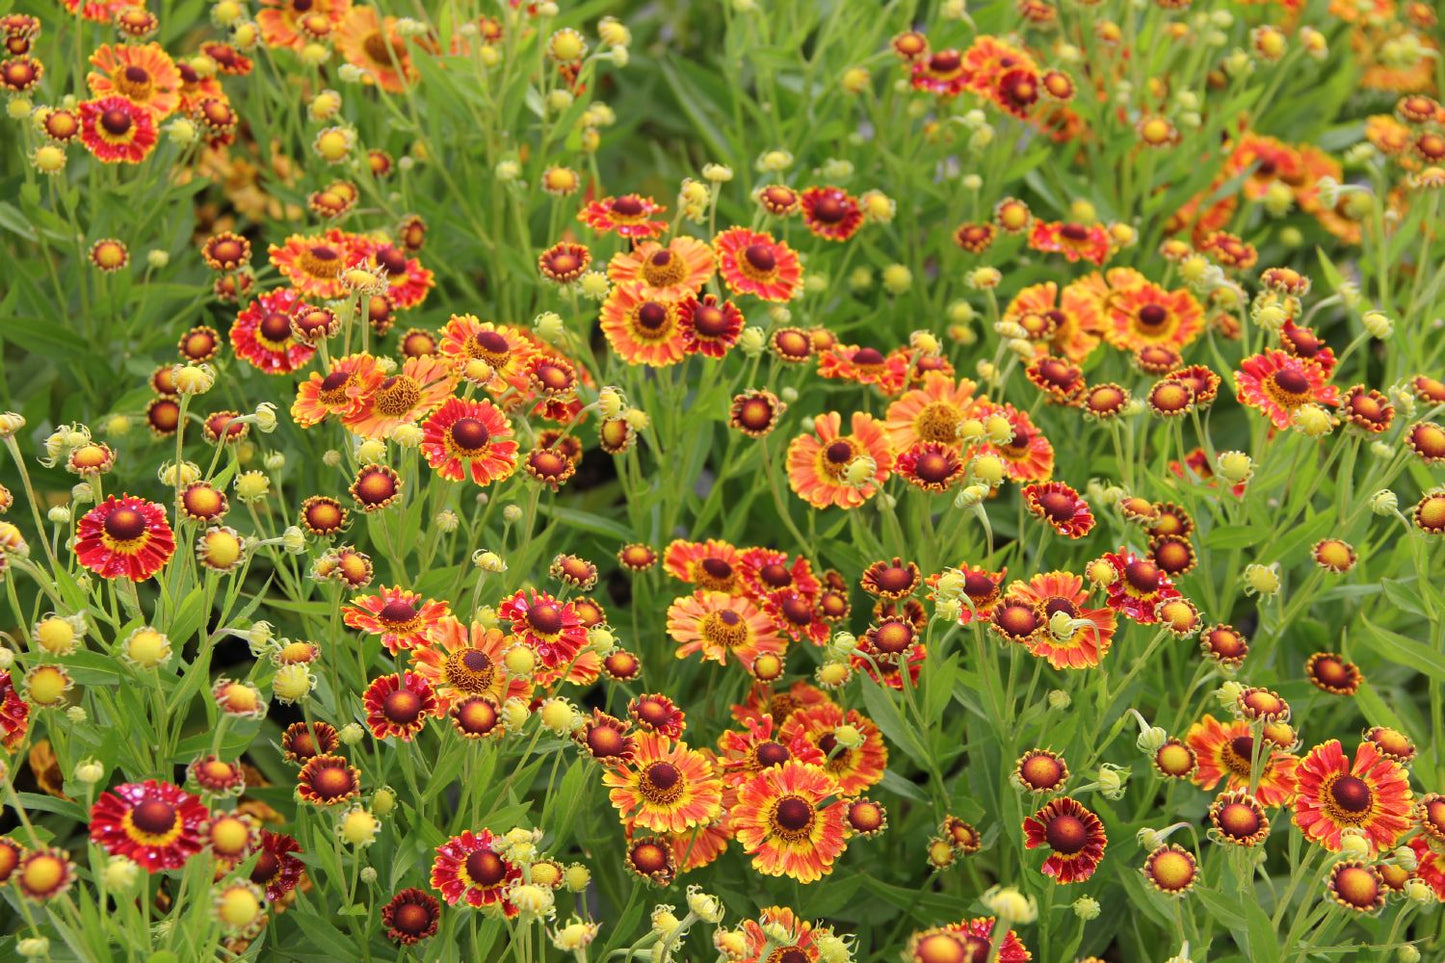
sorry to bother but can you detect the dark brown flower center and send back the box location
[774,796,814,832]
[379,599,418,624]
[131,799,177,835]
[743,244,776,272]
[813,195,847,223]
[1272,368,1310,395]
[250,851,279,883]
[756,742,790,767]
[1045,813,1087,854]
[611,196,644,217]
[693,305,729,337]
[1331,776,1372,813]
[384,689,423,724]
[100,108,132,136]
[465,850,506,887]
[700,557,733,580]
[1138,304,1168,327]
[393,902,430,934]
[105,507,147,541]
[528,603,563,634]
[450,417,489,450]
[825,441,854,464]
[1125,561,1161,593]
[646,762,679,790]
[637,302,668,331]
[259,312,292,341]
[929,51,961,72]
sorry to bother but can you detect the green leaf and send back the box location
[1358,614,1445,681]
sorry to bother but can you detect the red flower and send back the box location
[79,95,156,164]
[0,671,30,751]
[1097,549,1181,624]
[229,288,315,375]
[382,888,441,945]
[89,780,207,872]
[1023,482,1094,538]
[1235,349,1340,430]
[799,186,864,241]
[75,496,175,581]
[1293,740,1412,854]
[248,829,304,901]
[343,586,451,655]
[1022,795,1107,883]
[418,397,518,486]
[677,294,744,358]
[1028,220,1110,265]
[578,194,667,239]
[714,228,803,302]
[497,588,588,668]
[429,829,520,913]
[363,672,438,741]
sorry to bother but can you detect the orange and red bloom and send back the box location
[430,829,519,914]
[714,228,803,302]
[76,496,176,581]
[1235,350,1340,430]
[1293,740,1412,853]
[731,760,849,882]
[343,587,451,655]
[89,780,206,872]
[602,732,722,834]
[419,397,518,485]
[79,96,157,164]
[230,288,315,375]
[786,411,895,510]
[1022,795,1107,883]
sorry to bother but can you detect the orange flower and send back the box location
[968,403,1054,482]
[342,355,457,439]
[343,587,451,655]
[607,237,714,299]
[1004,281,1101,362]
[817,345,911,394]
[292,353,384,428]
[1293,740,1412,853]
[714,228,803,302]
[884,372,980,451]
[268,230,360,300]
[666,591,786,672]
[1103,282,1204,353]
[799,186,864,241]
[78,96,156,164]
[786,411,895,510]
[578,194,667,239]
[1186,714,1299,807]
[418,397,517,485]
[87,43,180,119]
[663,539,744,594]
[731,761,849,882]
[780,703,886,797]
[436,315,536,396]
[1235,349,1340,430]
[1028,220,1110,265]
[336,5,416,93]
[1009,571,1114,669]
[410,616,531,712]
[600,283,687,367]
[602,733,722,834]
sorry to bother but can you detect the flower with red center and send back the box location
[771,327,815,362]
[343,586,451,655]
[1023,482,1094,538]
[895,442,965,493]
[603,732,722,833]
[418,397,517,486]
[296,754,361,806]
[297,495,346,537]
[666,591,785,671]
[292,352,385,428]
[78,96,157,164]
[381,887,441,945]
[538,241,590,284]
[281,721,339,764]
[817,345,912,395]
[1339,385,1394,433]
[363,672,438,741]
[573,709,635,765]
[1024,356,1086,404]
[497,589,588,668]
[436,315,536,395]
[75,495,175,581]
[1294,740,1412,853]
[256,0,348,50]
[1097,549,1181,624]
[629,693,687,738]
[910,47,969,96]
[0,672,30,751]
[600,282,687,367]
[954,221,997,254]
[1150,535,1197,578]
[1185,714,1299,807]
[1028,220,1111,265]
[905,918,1031,963]
[608,237,715,299]
[717,715,825,789]
[714,227,803,302]
[725,389,785,439]
[1407,422,1445,464]
[786,411,895,510]
[89,780,207,872]
[349,464,403,511]
[1305,652,1362,695]
[677,294,745,358]
[732,760,849,882]
[968,402,1054,482]
[618,543,658,572]
[663,538,744,593]
[1010,571,1115,670]
[1143,844,1198,896]
[247,829,304,901]
[800,186,864,241]
[1014,749,1068,793]
[343,355,458,439]
[763,589,830,647]
[335,6,414,92]
[87,42,180,118]
[1103,282,1204,353]
[737,548,819,601]
[268,230,359,300]
[362,241,434,310]
[579,194,667,239]
[1022,796,1107,883]
[780,703,887,797]
[450,697,505,740]
[229,288,316,375]
[1279,321,1338,378]
[430,829,520,913]
[1235,350,1340,430]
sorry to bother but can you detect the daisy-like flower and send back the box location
[786,411,895,510]
[732,760,849,882]
[780,703,887,797]
[602,732,722,834]
[79,95,156,164]
[906,918,1031,963]
[677,294,744,358]
[895,442,965,493]
[336,5,415,92]
[579,194,668,239]
[1103,282,1204,353]
[1029,220,1110,265]
[87,43,180,119]
[418,397,517,486]
[969,403,1054,482]
[600,283,688,367]
[435,315,535,395]
[1211,790,1271,846]
[411,617,531,712]
[0,672,30,751]
[296,754,361,807]
[497,589,589,669]
[663,539,744,594]
[1294,740,1412,853]
[247,829,304,902]
[89,780,207,873]
[430,829,520,914]
[1235,350,1341,430]
[607,237,715,299]
[257,0,348,50]
[800,186,864,241]
[291,353,384,427]
[344,355,457,439]
[268,230,358,300]
[230,288,315,375]
[363,240,435,310]
[343,586,451,655]
[363,672,438,741]
[911,47,969,96]
[666,591,786,671]
[1010,571,1115,669]
[1023,482,1094,538]
[573,709,635,765]
[349,464,403,512]
[1096,550,1181,624]
[729,390,787,438]
[381,887,441,945]
[1186,714,1299,807]
[817,345,911,395]
[1022,796,1107,883]
[629,694,687,739]
[717,715,826,789]
[714,228,803,302]
[281,722,340,765]
[75,496,175,581]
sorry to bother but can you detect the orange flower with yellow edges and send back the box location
[731,761,850,882]
[410,616,532,712]
[786,411,895,510]
[1186,714,1299,807]
[603,733,722,834]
